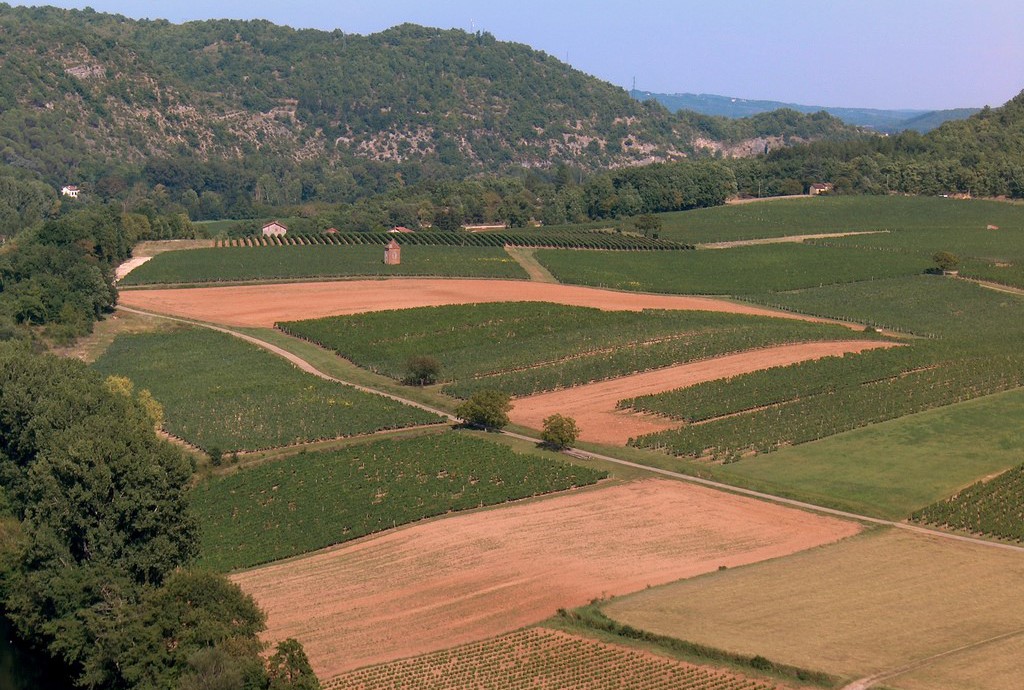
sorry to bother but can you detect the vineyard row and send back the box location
[214,230,692,250]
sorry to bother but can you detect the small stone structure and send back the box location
[384,239,401,265]
[262,221,288,236]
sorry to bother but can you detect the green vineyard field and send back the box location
[193,433,607,571]
[92,327,443,452]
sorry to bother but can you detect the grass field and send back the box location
[193,432,606,571]
[536,243,927,295]
[891,633,1024,690]
[705,387,1024,519]
[278,302,874,398]
[324,628,782,690]
[121,245,528,284]
[601,528,1024,687]
[92,327,443,452]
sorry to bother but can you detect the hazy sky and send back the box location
[19,1,1024,110]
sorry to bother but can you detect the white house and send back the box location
[61,185,80,198]
[261,221,288,236]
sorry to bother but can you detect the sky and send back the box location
[18,1,1024,110]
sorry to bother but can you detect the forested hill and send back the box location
[0,5,865,200]
[731,90,1024,199]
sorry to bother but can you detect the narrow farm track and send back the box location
[115,305,457,423]
[963,276,1024,296]
[696,230,889,249]
[503,246,559,283]
[118,303,1024,557]
[839,627,1024,690]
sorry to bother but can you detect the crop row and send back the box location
[214,230,691,250]
[620,346,924,422]
[446,325,870,400]
[632,353,1024,460]
[535,243,928,296]
[278,303,864,398]
[325,627,778,690]
[911,463,1024,541]
[120,245,527,284]
[192,433,607,571]
[92,327,443,452]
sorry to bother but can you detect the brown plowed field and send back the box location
[231,479,860,680]
[118,278,849,328]
[510,340,897,445]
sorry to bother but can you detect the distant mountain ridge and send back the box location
[632,91,979,133]
[0,4,869,201]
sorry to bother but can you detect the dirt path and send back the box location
[231,479,860,680]
[115,305,457,423]
[117,278,859,328]
[114,256,153,281]
[840,628,1024,690]
[962,277,1024,297]
[725,194,810,205]
[509,340,897,445]
[696,230,888,249]
[504,246,559,282]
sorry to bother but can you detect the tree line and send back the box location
[0,346,319,688]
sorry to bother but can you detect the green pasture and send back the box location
[704,387,1024,519]
[279,302,867,398]
[192,432,607,571]
[92,327,443,452]
[536,243,927,295]
[120,245,528,284]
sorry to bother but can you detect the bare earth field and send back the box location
[118,279,849,328]
[509,339,895,445]
[230,479,859,682]
[602,529,1024,689]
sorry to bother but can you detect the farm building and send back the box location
[389,225,414,234]
[262,221,288,236]
[384,239,401,265]
[61,185,80,198]
[324,227,339,234]
[809,183,834,195]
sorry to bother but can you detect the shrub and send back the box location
[405,355,441,386]
[932,250,959,272]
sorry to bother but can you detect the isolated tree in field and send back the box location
[455,389,512,429]
[634,213,662,238]
[405,355,441,386]
[541,414,579,450]
[932,250,960,273]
